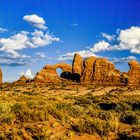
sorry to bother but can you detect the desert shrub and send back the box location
[115,102,132,112]
[75,97,93,107]
[11,103,23,114]
[56,103,84,118]
[71,118,111,136]
[132,102,140,110]
[4,133,14,140]
[26,101,38,109]
[120,112,139,125]
[0,103,11,113]
[67,105,84,117]
[17,109,49,122]
[118,131,140,140]
[22,91,32,95]
[0,103,15,124]
[98,111,113,120]
[0,113,15,124]
[32,135,48,140]
[99,103,117,110]
[47,104,66,121]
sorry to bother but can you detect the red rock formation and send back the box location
[17,75,29,83]
[72,53,83,76]
[34,53,140,87]
[121,60,140,86]
[92,58,121,85]
[80,57,121,85]
[80,57,96,84]
[34,63,72,83]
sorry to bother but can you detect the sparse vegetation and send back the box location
[0,83,139,139]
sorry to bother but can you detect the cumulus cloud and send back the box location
[0,31,32,58]
[0,30,60,61]
[116,26,140,53]
[20,68,34,79]
[58,50,98,61]
[101,33,115,41]
[31,30,60,48]
[90,26,140,54]
[0,27,8,33]
[23,14,47,30]
[90,40,111,53]
[59,26,140,62]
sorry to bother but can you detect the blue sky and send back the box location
[0,0,140,82]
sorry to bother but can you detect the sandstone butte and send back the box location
[1,53,140,87]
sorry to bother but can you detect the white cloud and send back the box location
[116,26,140,53]
[23,14,47,30]
[31,30,60,48]
[90,40,111,53]
[101,33,115,41]
[0,31,32,58]
[58,50,98,61]
[0,30,60,60]
[35,52,46,58]
[20,68,34,79]
[90,26,140,54]
[0,15,60,67]
[0,27,8,33]
[59,26,140,62]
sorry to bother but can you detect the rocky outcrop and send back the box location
[34,53,140,87]
[121,60,140,86]
[80,57,121,85]
[14,75,31,84]
[34,63,72,83]
[72,53,83,76]
[80,57,96,84]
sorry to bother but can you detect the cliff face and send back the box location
[80,57,121,85]
[121,60,140,86]
[34,53,140,86]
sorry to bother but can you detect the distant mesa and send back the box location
[34,53,140,87]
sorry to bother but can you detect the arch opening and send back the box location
[56,68,63,77]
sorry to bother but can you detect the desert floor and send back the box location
[0,83,140,140]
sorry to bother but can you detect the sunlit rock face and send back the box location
[34,63,72,83]
[34,53,140,86]
[121,60,140,86]
[80,57,121,86]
